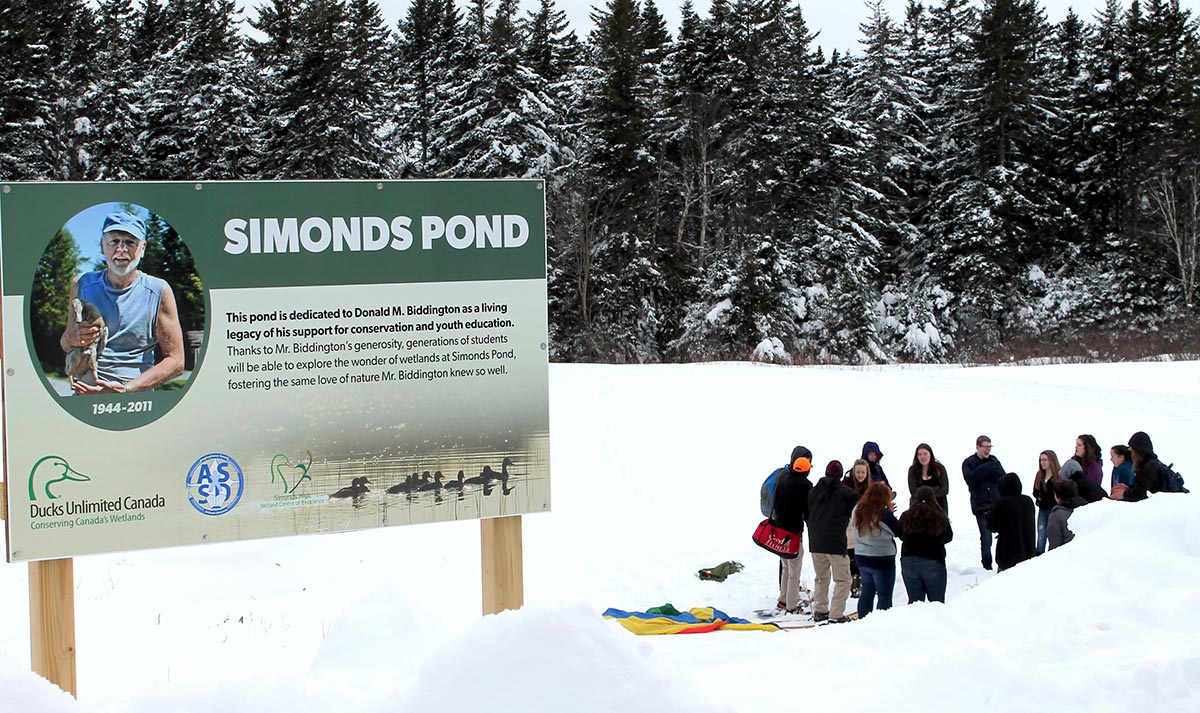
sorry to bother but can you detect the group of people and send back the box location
[764,431,1177,623]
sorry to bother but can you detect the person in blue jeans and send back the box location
[1031,450,1061,554]
[850,481,899,618]
[898,486,953,602]
[963,435,1004,570]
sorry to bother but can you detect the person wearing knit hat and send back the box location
[808,457,859,623]
[769,446,815,614]
[60,209,184,394]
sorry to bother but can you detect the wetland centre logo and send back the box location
[186,452,244,516]
[261,449,327,510]
[27,455,166,530]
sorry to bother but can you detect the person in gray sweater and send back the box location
[1047,479,1088,550]
[850,481,900,619]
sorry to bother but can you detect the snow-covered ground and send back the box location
[3,360,1199,712]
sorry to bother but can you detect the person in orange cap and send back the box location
[768,446,815,614]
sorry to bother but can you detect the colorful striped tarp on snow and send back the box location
[602,605,779,635]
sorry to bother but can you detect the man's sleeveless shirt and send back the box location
[76,270,165,383]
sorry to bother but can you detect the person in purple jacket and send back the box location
[1072,434,1104,486]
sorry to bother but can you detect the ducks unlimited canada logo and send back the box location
[27,455,166,530]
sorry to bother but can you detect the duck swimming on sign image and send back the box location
[483,458,516,495]
[329,476,371,499]
[386,473,418,495]
[442,470,466,496]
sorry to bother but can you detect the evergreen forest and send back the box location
[2,0,1199,363]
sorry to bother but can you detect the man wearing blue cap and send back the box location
[60,210,184,393]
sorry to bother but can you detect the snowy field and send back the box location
[3,360,1200,712]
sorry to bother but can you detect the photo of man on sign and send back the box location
[60,210,183,393]
[31,203,206,398]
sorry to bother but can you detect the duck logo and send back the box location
[28,455,92,501]
[186,453,244,516]
[271,450,314,495]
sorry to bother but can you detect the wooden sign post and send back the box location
[481,515,523,615]
[29,558,77,697]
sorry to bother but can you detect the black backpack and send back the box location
[1160,463,1189,494]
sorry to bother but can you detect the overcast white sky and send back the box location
[236,1,1198,55]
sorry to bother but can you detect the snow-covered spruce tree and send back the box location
[521,0,582,359]
[426,0,566,179]
[137,0,261,180]
[921,0,1036,352]
[670,0,822,363]
[569,0,664,361]
[844,0,941,361]
[394,0,466,175]
[1130,0,1200,316]
[917,0,984,352]
[803,51,886,364]
[82,0,143,180]
[0,0,94,180]
[646,1,725,355]
[968,0,1067,344]
[1069,0,1160,328]
[257,0,394,179]
[521,0,580,85]
[1014,7,1097,339]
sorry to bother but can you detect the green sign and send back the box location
[2,180,551,562]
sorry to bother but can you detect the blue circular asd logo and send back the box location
[186,453,244,516]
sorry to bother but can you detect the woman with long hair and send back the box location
[907,443,949,512]
[1032,450,1061,555]
[898,485,953,603]
[1073,434,1103,486]
[842,458,871,498]
[850,481,899,618]
[842,458,871,596]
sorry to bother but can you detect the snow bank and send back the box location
[378,603,731,713]
[0,655,80,713]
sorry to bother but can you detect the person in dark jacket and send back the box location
[770,447,815,613]
[1047,479,1088,550]
[907,443,949,512]
[898,486,953,603]
[1061,459,1108,503]
[808,462,859,623]
[986,472,1036,571]
[1031,450,1061,554]
[962,435,1005,570]
[861,441,890,487]
[1123,431,1164,502]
